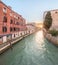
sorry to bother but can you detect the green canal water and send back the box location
[0,31,58,65]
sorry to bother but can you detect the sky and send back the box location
[2,0,58,23]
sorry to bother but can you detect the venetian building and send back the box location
[44,9,58,30]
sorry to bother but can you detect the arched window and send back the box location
[3,16,7,22]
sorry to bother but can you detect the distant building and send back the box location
[26,23,37,33]
[35,23,43,28]
[44,9,58,30]
[0,1,27,44]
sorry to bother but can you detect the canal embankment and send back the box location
[0,30,37,54]
[43,28,58,46]
[0,36,23,54]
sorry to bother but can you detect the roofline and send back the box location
[0,1,23,17]
[0,1,11,10]
[44,9,58,13]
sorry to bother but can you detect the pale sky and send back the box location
[2,0,58,23]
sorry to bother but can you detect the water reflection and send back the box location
[0,30,58,65]
[35,31,45,49]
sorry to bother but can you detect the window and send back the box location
[3,7,7,13]
[10,19,13,24]
[2,27,7,32]
[16,28,19,31]
[16,22,19,25]
[10,13,12,16]
[0,37,2,42]
[3,16,7,22]
[18,17,19,19]
[55,11,58,13]
[14,34,15,37]
[10,27,13,32]
[14,27,16,31]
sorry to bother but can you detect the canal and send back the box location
[0,30,58,65]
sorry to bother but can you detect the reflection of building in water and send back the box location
[44,9,58,30]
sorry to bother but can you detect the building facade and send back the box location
[0,1,27,44]
[26,23,36,33]
[44,9,58,30]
